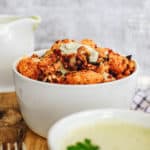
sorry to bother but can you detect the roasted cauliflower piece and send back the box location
[17,57,40,80]
[108,51,129,75]
[81,39,97,48]
[64,70,104,84]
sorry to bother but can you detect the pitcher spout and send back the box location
[30,16,41,31]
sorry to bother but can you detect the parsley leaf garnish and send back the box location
[67,139,100,150]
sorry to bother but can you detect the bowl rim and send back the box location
[47,109,150,150]
[13,49,139,88]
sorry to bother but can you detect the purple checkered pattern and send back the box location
[131,89,150,113]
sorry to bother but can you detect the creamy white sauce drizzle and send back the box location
[60,42,99,62]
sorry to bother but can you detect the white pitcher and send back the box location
[0,15,41,92]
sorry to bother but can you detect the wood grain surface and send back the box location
[0,92,48,150]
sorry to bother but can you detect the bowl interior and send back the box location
[48,109,150,150]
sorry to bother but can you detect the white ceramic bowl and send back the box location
[48,109,150,150]
[13,49,139,137]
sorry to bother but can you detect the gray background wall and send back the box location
[0,0,150,76]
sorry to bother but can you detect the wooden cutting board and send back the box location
[0,92,48,150]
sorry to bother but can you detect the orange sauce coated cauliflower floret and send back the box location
[65,70,104,84]
[80,39,97,48]
[17,57,40,80]
[108,51,129,74]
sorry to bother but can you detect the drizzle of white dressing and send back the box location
[103,72,109,80]
[60,64,68,75]
[60,42,99,62]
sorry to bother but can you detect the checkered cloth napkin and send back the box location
[131,88,150,113]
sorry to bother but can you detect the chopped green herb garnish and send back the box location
[67,139,100,150]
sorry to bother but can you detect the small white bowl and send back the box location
[13,49,139,137]
[48,109,150,150]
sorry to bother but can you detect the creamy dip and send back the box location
[60,42,99,62]
[62,121,150,150]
